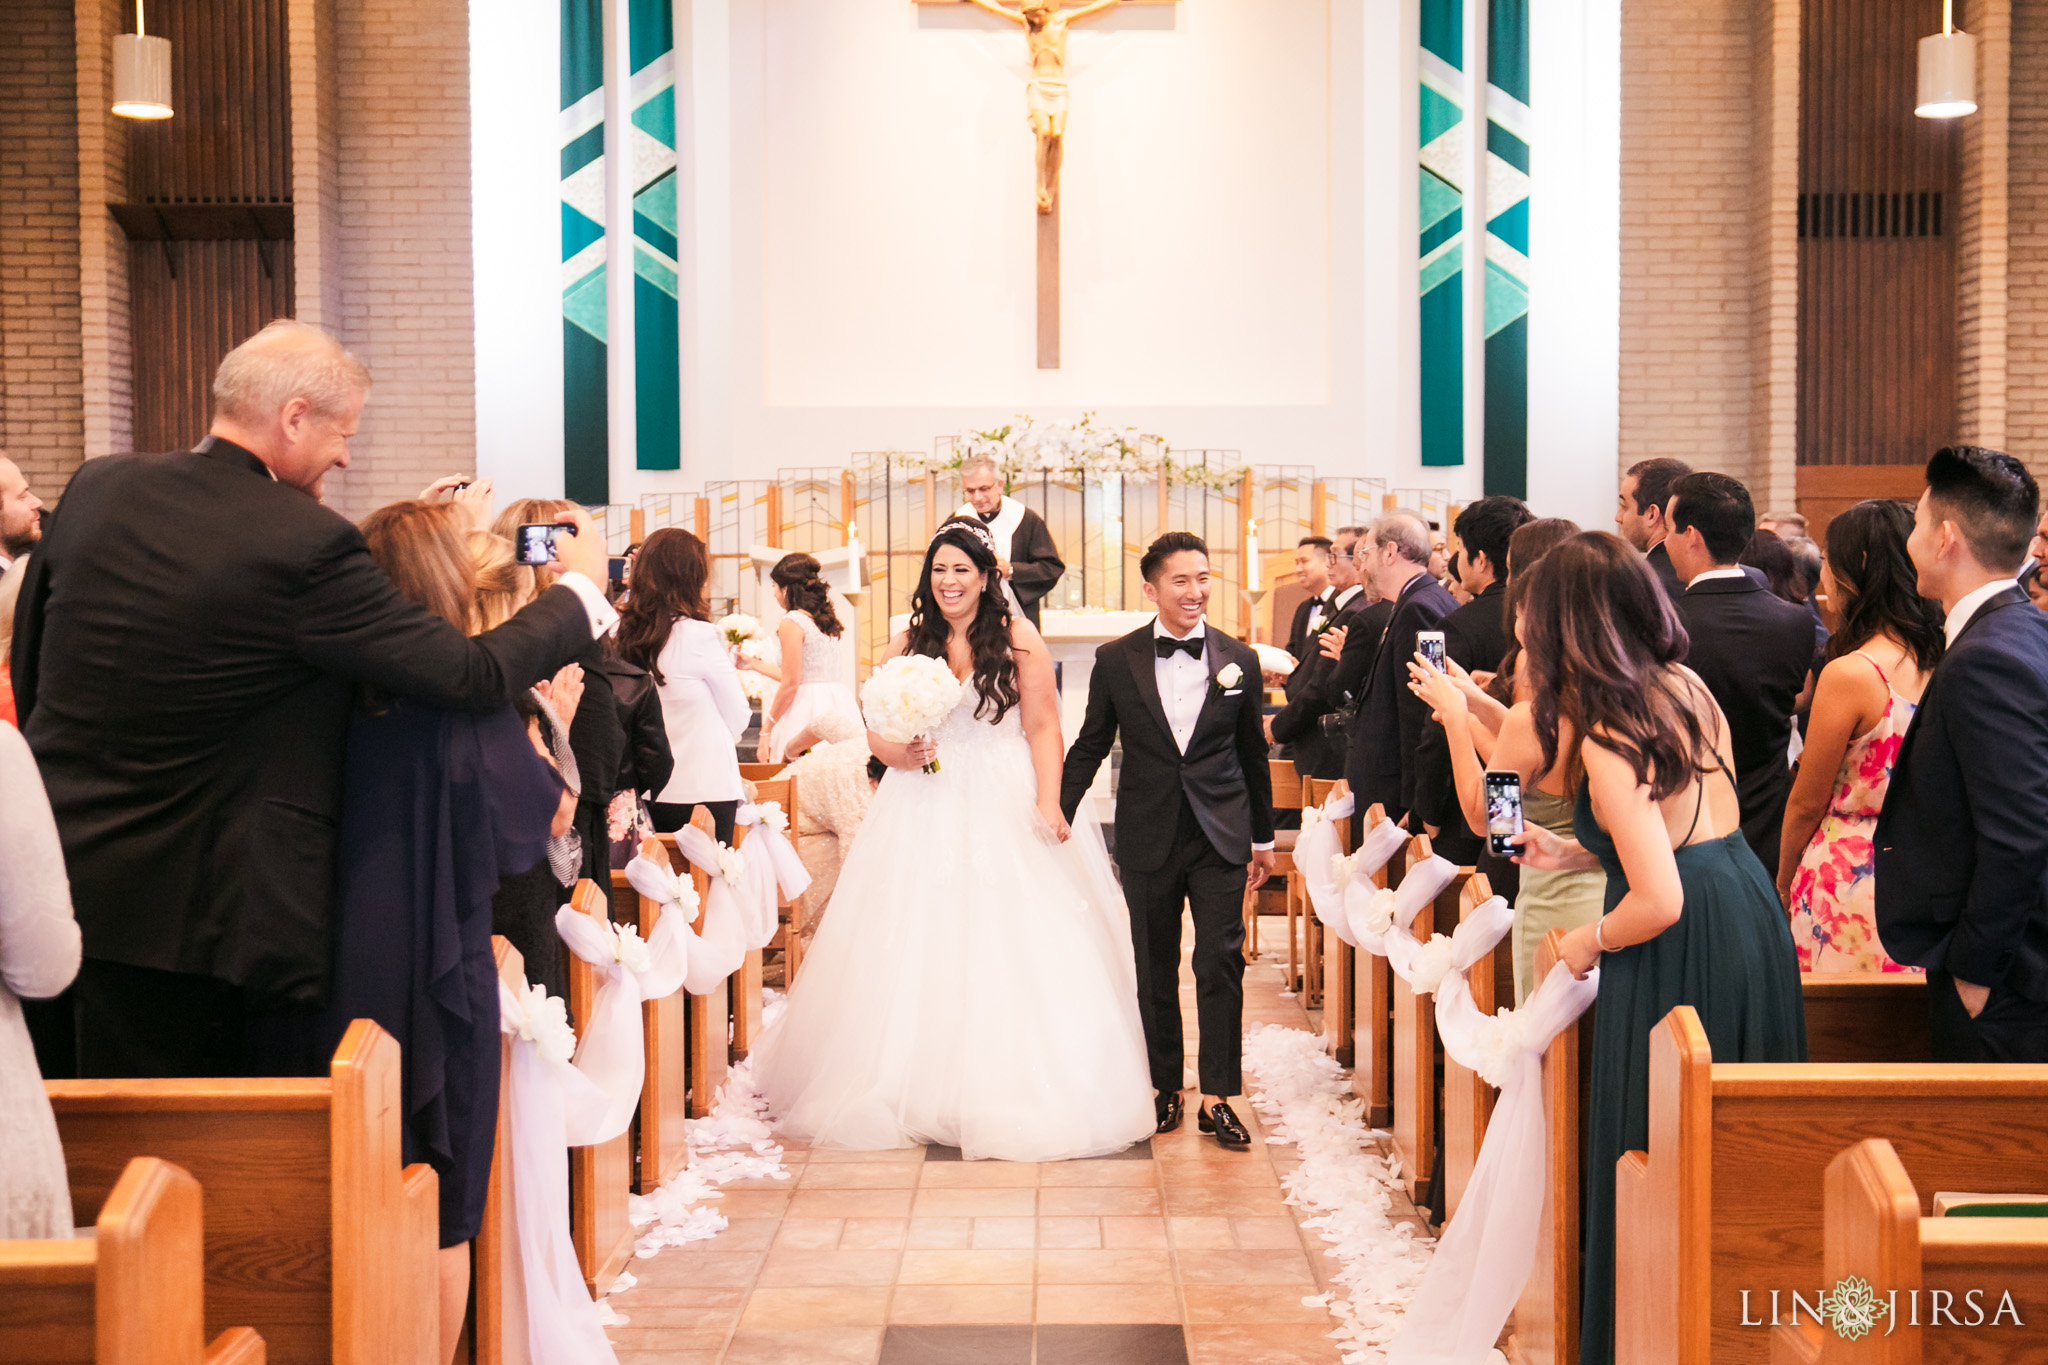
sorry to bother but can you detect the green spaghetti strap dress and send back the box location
[1574,778,1805,1365]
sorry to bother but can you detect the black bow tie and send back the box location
[1155,636,1203,660]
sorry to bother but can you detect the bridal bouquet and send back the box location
[861,654,963,772]
[717,613,762,648]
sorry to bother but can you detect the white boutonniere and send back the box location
[1216,662,1243,689]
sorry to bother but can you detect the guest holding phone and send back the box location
[1505,532,1803,1365]
[617,528,749,844]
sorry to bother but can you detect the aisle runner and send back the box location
[1242,1025,1438,1364]
[601,990,793,1324]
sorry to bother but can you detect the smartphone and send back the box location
[1485,771,1525,858]
[1417,630,1447,672]
[607,555,627,588]
[515,523,563,567]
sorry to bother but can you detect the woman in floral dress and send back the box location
[1778,499,1945,971]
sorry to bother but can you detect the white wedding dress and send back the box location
[754,683,1157,1161]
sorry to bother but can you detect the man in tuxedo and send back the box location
[1284,536,1334,665]
[1663,472,1814,870]
[1268,526,1372,781]
[1313,530,1394,719]
[10,320,614,1078]
[1440,496,1529,677]
[1877,446,2048,1063]
[959,456,1065,627]
[1615,457,1693,598]
[0,454,43,570]
[1061,532,1275,1148]
[1342,512,1457,826]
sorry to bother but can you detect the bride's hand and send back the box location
[894,738,937,769]
[1037,802,1072,844]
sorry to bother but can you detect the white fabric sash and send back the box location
[1292,789,1602,1361]
[497,979,621,1365]
[554,902,689,1143]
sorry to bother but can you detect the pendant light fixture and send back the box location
[1916,0,1976,119]
[112,0,173,120]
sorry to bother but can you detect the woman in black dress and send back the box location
[321,502,573,1365]
[1507,532,1805,1365]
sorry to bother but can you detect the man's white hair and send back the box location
[1370,510,1431,567]
[212,319,371,425]
[958,454,1002,481]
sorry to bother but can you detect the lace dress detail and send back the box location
[763,611,863,762]
[1787,652,1920,973]
[789,610,846,683]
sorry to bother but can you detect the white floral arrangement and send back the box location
[1358,886,1398,938]
[734,636,773,703]
[1467,1007,1533,1088]
[717,613,762,648]
[611,922,653,975]
[885,413,1250,491]
[505,981,577,1065]
[713,843,747,886]
[1329,852,1357,888]
[749,800,789,834]
[1406,932,1459,997]
[860,654,964,773]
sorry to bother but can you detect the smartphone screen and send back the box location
[1417,630,1447,672]
[515,523,560,567]
[1485,771,1524,858]
[607,555,627,587]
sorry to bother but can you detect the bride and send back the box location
[753,517,1156,1161]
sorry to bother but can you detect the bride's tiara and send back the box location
[931,517,999,559]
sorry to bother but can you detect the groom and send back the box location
[1061,531,1275,1148]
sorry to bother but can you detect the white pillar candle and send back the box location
[1246,519,1261,590]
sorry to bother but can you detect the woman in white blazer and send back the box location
[616,528,749,844]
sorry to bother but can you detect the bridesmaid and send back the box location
[1777,500,1942,971]
[1508,532,1805,1365]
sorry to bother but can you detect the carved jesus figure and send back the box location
[960,0,1123,213]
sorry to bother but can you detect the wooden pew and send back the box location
[1386,835,1473,1209]
[610,850,691,1196]
[1510,954,1934,1365]
[1614,1005,2048,1365]
[46,1022,437,1365]
[1346,804,1395,1128]
[730,774,797,1055]
[472,939,524,1365]
[1292,777,1344,999]
[1439,870,1511,1223]
[1770,1138,2048,1363]
[738,762,786,784]
[656,828,730,1119]
[1245,759,1304,962]
[564,878,635,1299]
[0,1156,265,1365]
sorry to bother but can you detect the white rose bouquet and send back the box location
[717,613,763,648]
[860,654,964,773]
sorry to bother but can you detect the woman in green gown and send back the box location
[1507,532,1805,1365]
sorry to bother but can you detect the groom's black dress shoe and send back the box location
[1198,1101,1252,1150]
[1155,1091,1184,1134]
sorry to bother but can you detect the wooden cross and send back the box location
[919,0,1177,368]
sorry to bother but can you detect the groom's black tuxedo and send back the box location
[1061,623,1273,1100]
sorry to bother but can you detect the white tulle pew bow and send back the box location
[1298,794,1408,947]
[554,898,689,1144]
[1387,958,1599,1363]
[497,978,621,1364]
[628,843,748,994]
[732,801,812,949]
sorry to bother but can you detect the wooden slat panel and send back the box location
[125,0,292,204]
[129,239,294,452]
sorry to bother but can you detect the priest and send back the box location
[958,455,1067,627]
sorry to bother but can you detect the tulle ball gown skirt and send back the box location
[753,710,1157,1162]
[765,682,862,762]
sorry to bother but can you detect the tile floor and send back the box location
[604,913,1433,1364]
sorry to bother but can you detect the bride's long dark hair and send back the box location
[906,517,1019,724]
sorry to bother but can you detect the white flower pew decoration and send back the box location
[663,828,757,988]
[496,975,621,1364]
[1293,792,1352,939]
[733,800,813,949]
[1336,818,1413,948]
[555,894,691,1144]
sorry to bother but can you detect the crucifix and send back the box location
[925,0,1173,368]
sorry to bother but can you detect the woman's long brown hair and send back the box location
[617,527,711,683]
[359,501,479,635]
[1517,531,1718,802]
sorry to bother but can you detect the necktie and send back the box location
[1155,636,1202,660]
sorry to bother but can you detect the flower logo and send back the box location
[1818,1277,1890,1341]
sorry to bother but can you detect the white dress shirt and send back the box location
[1304,587,1333,634]
[1944,577,2021,647]
[554,571,621,640]
[1685,566,1750,589]
[1332,584,1363,610]
[1153,620,1210,753]
[654,617,752,804]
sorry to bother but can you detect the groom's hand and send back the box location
[1246,848,1275,891]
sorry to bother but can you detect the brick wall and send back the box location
[0,0,85,498]
[319,0,479,519]
[1618,0,1761,487]
[75,0,131,462]
[1957,0,2012,448]
[2011,0,2048,471]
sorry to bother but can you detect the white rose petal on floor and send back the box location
[1243,1023,1440,1364]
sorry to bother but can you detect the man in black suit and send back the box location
[1269,526,1372,782]
[1877,447,2048,1063]
[1313,531,1394,724]
[1341,511,1458,826]
[1663,472,1814,870]
[1614,457,1693,598]
[959,457,1065,627]
[1061,532,1275,1148]
[10,320,612,1078]
[1283,536,1334,665]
